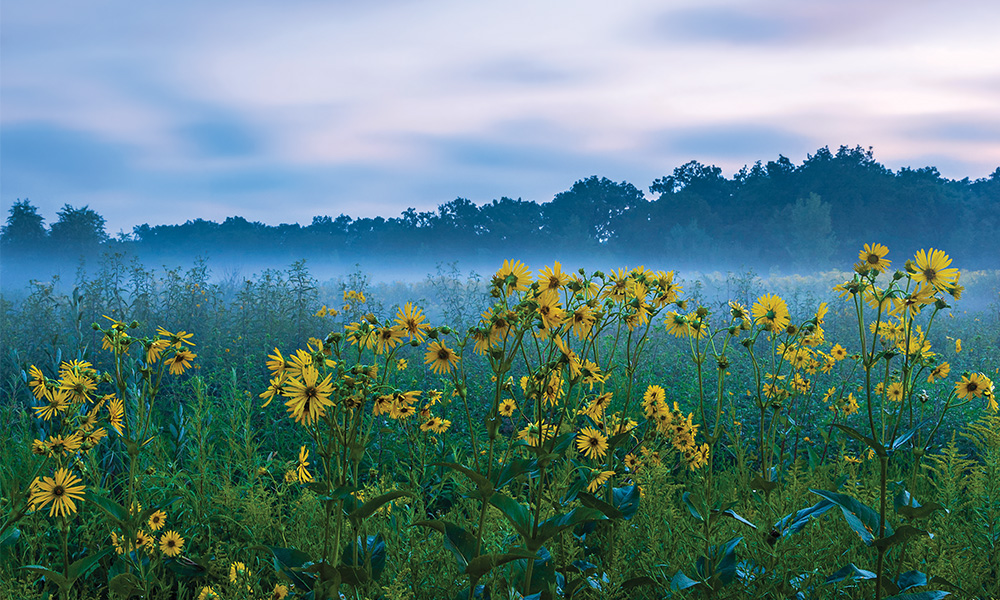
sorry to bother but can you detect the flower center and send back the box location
[867,254,880,264]
[53,485,65,497]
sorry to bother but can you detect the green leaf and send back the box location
[0,527,20,547]
[576,492,624,520]
[534,508,607,549]
[720,509,757,529]
[621,576,657,590]
[164,556,210,578]
[348,491,414,522]
[431,462,493,498]
[266,546,316,590]
[108,572,144,598]
[825,563,877,584]
[612,485,641,520]
[489,493,532,540]
[682,491,704,521]
[810,488,892,546]
[833,424,886,457]
[749,475,778,494]
[67,547,111,581]
[897,501,948,520]
[874,525,932,551]
[775,499,835,536]
[414,521,477,568]
[20,565,70,590]
[889,421,930,453]
[671,570,702,590]
[883,593,950,600]
[896,570,928,592]
[465,550,536,580]
[492,458,537,490]
[84,490,127,527]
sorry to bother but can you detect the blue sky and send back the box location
[3,0,999,234]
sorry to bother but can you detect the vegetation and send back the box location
[4,146,1000,270]
[1,243,999,599]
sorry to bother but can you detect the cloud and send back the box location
[648,123,812,161]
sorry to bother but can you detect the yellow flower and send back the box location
[396,358,408,371]
[494,260,531,296]
[28,365,50,400]
[157,327,195,348]
[752,294,790,332]
[928,362,950,383]
[955,373,989,400]
[229,561,250,583]
[395,303,431,342]
[165,349,197,375]
[297,446,314,483]
[498,398,517,417]
[107,397,125,436]
[159,530,185,557]
[886,381,904,402]
[535,290,565,331]
[259,373,288,408]
[424,341,459,375]
[374,325,406,355]
[29,468,86,517]
[197,586,220,600]
[266,348,287,375]
[148,510,167,531]
[145,339,171,364]
[858,243,891,273]
[269,583,290,600]
[59,370,96,403]
[911,248,959,292]
[284,367,335,426]
[33,388,70,421]
[518,420,556,447]
[538,262,569,291]
[587,470,614,493]
[955,338,962,353]
[575,427,609,460]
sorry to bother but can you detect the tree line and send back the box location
[3,145,999,270]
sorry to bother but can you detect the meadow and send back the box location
[1,247,999,600]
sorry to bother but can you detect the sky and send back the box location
[3,0,1000,235]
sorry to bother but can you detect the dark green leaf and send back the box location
[67,547,111,580]
[749,475,778,494]
[810,488,892,546]
[341,534,386,580]
[883,593,950,600]
[889,421,931,453]
[721,509,757,530]
[825,563,877,584]
[489,493,532,540]
[267,546,316,590]
[466,550,536,579]
[535,508,607,549]
[682,491,704,521]
[348,491,413,521]
[896,570,928,592]
[775,499,835,536]
[84,490,127,527]
[612,485,641,520]
[414,521,477,569]
[833,423,886,457]
[430,462,493,497]
[492,458,537,490]
[576,492,624,520]
[164,556,209,578]
[671,570,702,590]
[108,573,144,598]
[621,576,657,590]
[0,527,20,547]
[20,565,70,589]
[874,525,932,551]
[897,501,948,520]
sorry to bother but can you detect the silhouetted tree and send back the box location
[48,204,107,256]
[1,199,47,251]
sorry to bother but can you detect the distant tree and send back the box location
[1,199,47,250]
[546,176,646,246]
[48,204,108,255]
[772,193,838,267]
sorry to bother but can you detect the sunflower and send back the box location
[538,262,569,291]
[259,373,288,408]
[197,587,220,600]
[569,305,596,340]
[518,420,556,447]
[266,348,287,376]
[28,365,50,400]
[623,453,641,471]
[576,427,608,460]
[424,341,459,375]
[107,397,125,435]
[157,327,195,348]
[393,302,431,342]
[886,381,905,402]
[59,370,96,403]
[165,349,197,375]
[911,248,959,292]
[159,530,185,557]
[752,294,790,332]
[374,325,406,355]
[498,398,517,417]
[148,510,167,531]
[494,260,531,296]
[135,529,155,553]
[535,290,565,331]
[269,584,290,600]
[29,468,86,517]
[927,362,950,383]
[391,403,417,420]
[230,561,250,583]
[587,470,615,493]
[297,446,314,483]
[664,311,690,338]
[830,344,848,361]
[283,367,335,426]
[33,388,70,421]
[145,339,171,364]
[46,433,83,458]
[642,385,666,416]
[859,243,891,274]
[955,373,989,400]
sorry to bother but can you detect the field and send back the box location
[1,248,999,600]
